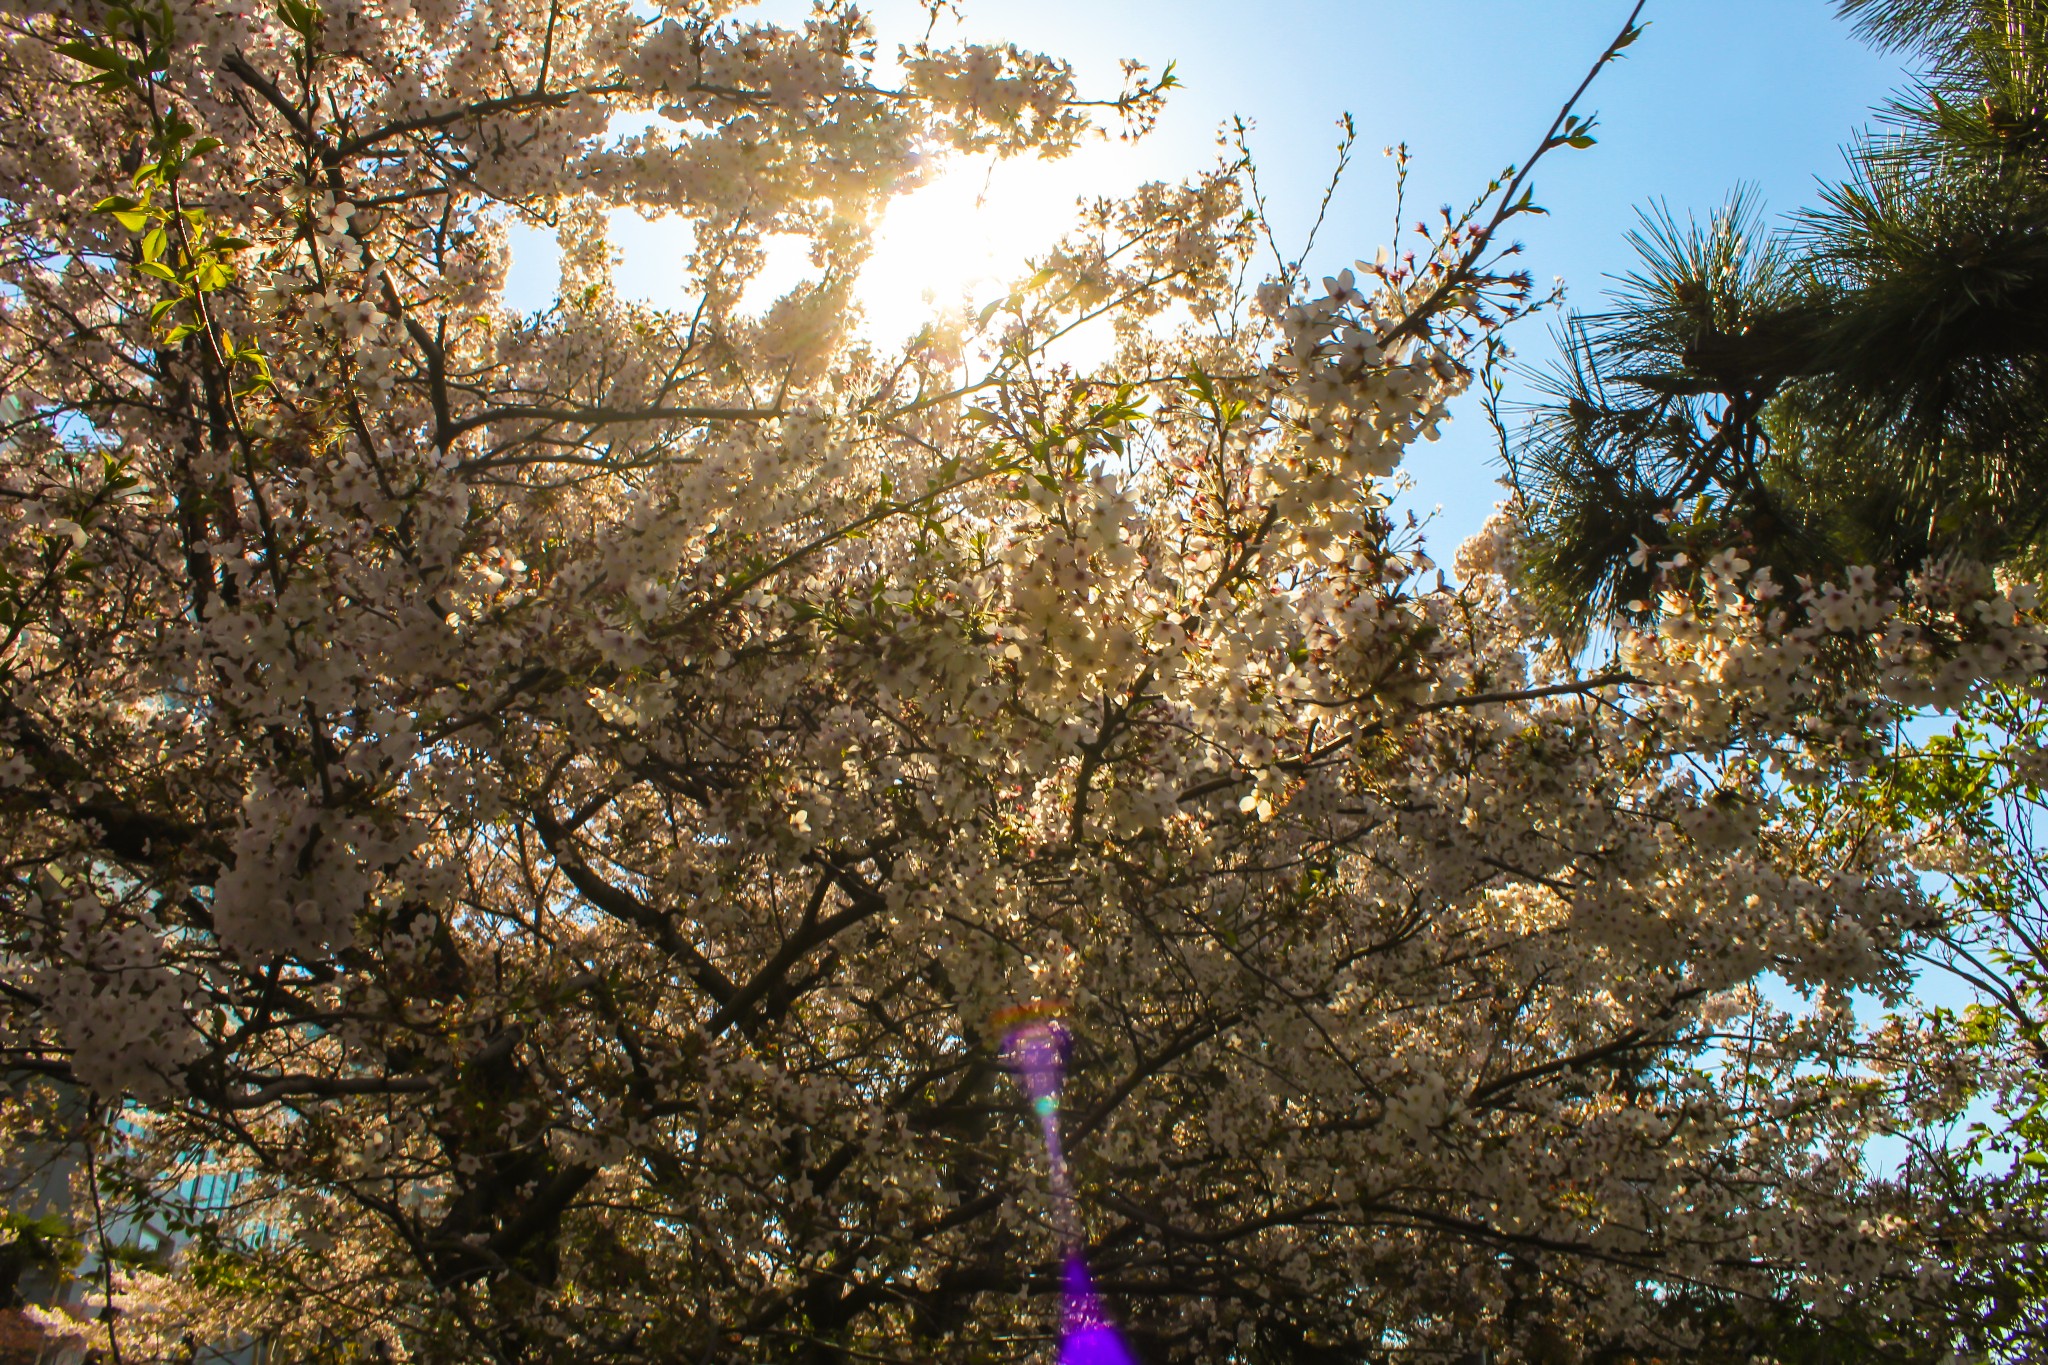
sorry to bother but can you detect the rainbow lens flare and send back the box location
[996,1002,1141,1365]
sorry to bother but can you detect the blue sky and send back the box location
[942,0,1914,550]
[514,1,1914,551]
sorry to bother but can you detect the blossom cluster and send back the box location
[1627,544,2048,769]
[27,887,200,1102]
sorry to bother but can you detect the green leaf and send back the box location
[112,210,152,233]
[135,260,179,282]
[278,0,326,39]
[55,41,128,73]
[1566,134,1597,149]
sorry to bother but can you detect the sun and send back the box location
[718,137,1161,360]
[857,153,1034,343]
[853,141,1148,350]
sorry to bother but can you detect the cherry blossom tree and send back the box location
[0,0,2031,1361]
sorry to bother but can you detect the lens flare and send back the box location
[998,1002,1141,1365]
[1000,1008,1067,1091]
[1061,1255,1139,1365]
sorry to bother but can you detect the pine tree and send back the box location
[1512,0,2048,633]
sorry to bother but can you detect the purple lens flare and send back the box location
[1003,1015,1071,1108]
[1060,1255,1139,1365]
[995,1002,1142,1365]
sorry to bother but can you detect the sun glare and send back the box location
[858,139,1163,363]
[594,137,1164,364]
[856,152,1069,343]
